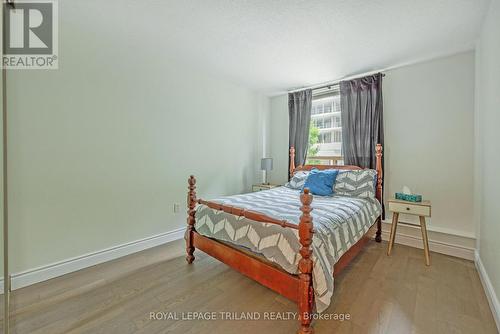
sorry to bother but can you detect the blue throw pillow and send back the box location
[303,169,339,196]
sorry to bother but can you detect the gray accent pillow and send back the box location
[285,171,310,190]
[334,169,377,198]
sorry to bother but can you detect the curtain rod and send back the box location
[288,70,386,93]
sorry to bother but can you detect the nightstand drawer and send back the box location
[388,201,431,217]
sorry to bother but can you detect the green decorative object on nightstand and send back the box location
[395,192,422,202]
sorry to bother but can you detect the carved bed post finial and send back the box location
[289,147,296,179]
[186,175,197,263]
[375,144,383,242]
[298,188,314,334]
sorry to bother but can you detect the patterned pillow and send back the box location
[285,171,310,190]
[334,169,378,198]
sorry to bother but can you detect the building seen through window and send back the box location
[308,93,343,165]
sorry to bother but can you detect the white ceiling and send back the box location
[73,0,490,95]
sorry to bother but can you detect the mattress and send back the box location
[194,186,381,312]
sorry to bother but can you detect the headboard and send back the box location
[289,145,384,203]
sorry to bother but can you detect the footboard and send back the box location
[185,176,315,334]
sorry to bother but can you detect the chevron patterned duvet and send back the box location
[194,186,381,313]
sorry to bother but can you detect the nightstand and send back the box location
[252,184,279,192]
[387,198,432,266]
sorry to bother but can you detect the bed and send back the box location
[185,145,383,334]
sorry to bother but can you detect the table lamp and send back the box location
[261,158,273,184]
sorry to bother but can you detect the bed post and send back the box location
[375,144,383,243]
[298,188,314,334]
[186,175,197,264]
[289,147,296,179]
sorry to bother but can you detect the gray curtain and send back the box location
[339,73,384,169]
[288,89,312,171]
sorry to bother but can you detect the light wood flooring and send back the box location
[1,239,497,334]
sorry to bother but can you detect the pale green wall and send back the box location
[269,95,289,185]
[7,3,270,273]
[0,77,3,280]
[476,0,500,301]
[383,52,475,236]
[0,3,4,280]
[269,52,476,238]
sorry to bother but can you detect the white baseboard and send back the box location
[1,227,185,294]
[0,222,477,294]
[381,220,476,260]
[475,251,500,332]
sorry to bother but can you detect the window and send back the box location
[333,115,341,128]
[318,132,331,143]
[307,89,343,165]
[332,130,342,143]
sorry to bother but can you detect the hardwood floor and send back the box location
[2,239,497,334]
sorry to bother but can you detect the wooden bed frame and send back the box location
[185,144,383,334]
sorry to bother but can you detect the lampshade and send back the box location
[261,158,273,171]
